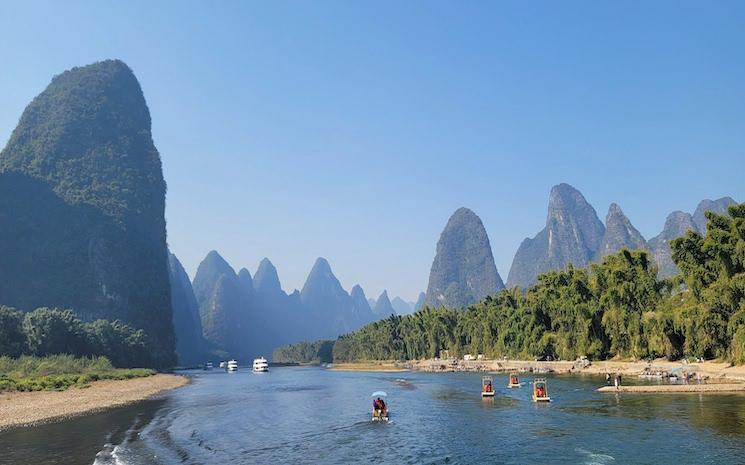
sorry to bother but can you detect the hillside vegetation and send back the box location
[324,204,745,364]
[0,355,154,392]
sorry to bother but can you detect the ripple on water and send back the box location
[15,369,745,465]
[575,447,616,465]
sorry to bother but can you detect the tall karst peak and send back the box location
[168,253,204,365]
[237,268,254,296]
[373,290,396,316]
[693,197,737,233]
[254,258,282,295]
[596,203,647,259]
[200,251,235,278]
[424,207,504,309]
[349,284,374,324]
[507,183,605,289]
[302,257,336,288]
[301,258,357,338]
[391,296,413,315]
[0,59,174,367]
[1,59,162,223]
[648,211,698,278]
[192,250,238,312]
[301,257,346,298]
[414,292,426,311]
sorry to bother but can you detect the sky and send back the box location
[1,1,745,301]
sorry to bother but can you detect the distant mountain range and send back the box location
[418,185,738,307]
[506,184,736,288]
[170,251,416,362]
[0,59,738,368]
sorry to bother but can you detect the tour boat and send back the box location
[481,375,495,397]
[252,357,269,373]
[227,359,238,372]
[204,362,213,370]
[532,378,551,402]
[508,372,520,388]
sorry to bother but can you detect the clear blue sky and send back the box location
[2,1,744,301]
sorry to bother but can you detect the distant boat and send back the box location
[481,376,495,397]
[219,361,226,369]
[532,378,551,402]
[253,357,269,373]
[204,362,213,370]
[227,360,238,372]
[508,372,520,388]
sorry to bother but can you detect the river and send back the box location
[2,367,745,464]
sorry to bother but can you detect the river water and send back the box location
[2,367,745,465]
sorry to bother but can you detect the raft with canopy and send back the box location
[507,372,520,388]
[532,378,551,402]
[371,391,389,422]
[481,376,495,397]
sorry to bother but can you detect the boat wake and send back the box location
[576,447,615,465]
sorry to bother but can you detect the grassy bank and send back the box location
[0,355,155,392]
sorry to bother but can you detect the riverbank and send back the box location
[0,373,189,431]
[331,362,408,372]
[597,383,745,393]
[334,358,745,383]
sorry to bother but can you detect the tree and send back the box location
[0,306,26,357]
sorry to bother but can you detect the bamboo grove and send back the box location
[328,204,745,363]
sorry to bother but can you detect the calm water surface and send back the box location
[2,367,745,465]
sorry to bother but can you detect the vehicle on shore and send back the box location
[227,360,238,372]
[481,376,495,397]
[253,357,269,373]
[532,378,551,402]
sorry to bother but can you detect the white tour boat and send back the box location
[227,359,238,372]
[253,357,269,373]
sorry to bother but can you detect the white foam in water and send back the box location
[92,443,130,465]
[576,447,616,465]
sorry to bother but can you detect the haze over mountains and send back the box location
[171,251,406,363]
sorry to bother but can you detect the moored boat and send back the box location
[227,359,238,372]
[253,357,269,373]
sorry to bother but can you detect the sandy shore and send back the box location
[597,384,745,393]
[405,358,745,382]
[331,362,408,372]
[335,358,745,384]
[0,374,189,431]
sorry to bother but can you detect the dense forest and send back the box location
[0,307,157,367]
[326,204,745,364]
[272,340,335,364]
